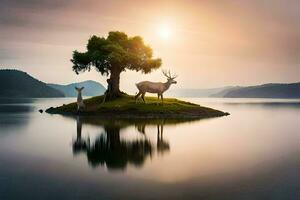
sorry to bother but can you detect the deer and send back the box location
[75,87,85,111]
[135,70,178,104]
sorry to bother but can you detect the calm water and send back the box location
[0,98,299,200]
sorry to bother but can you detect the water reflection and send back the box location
[0,101,34,134]
[72,118,195,170]
[1,98,300,199]
[72,116,89,154]
[156,123,170,155]
[73,117,155,170]
[135,122,170,155]
[222,102,300,109]
[0,98,37,104]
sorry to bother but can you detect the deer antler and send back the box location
[168,70,172,78]
[162,69,171,78]
[162,69,178,79]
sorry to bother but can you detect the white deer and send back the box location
[75,87,85,111]
[135,70,178,103]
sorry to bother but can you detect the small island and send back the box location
[47,31,229,119]
[46,94,229,119]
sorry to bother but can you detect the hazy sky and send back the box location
[1,0,300,91]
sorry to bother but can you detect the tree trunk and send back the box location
[105,125,121,148]
[105,67,122,100]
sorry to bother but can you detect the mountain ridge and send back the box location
[169,82,300,98]
[48,80,106,97]
[0,69,64,98]
[221,82,300,98]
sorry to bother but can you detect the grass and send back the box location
[46,94,229,119]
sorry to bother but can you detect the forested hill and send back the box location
[212,83,300,98]
[0,69,64,98]
[48,80,105,97]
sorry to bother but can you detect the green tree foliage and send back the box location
[71,31,162,99]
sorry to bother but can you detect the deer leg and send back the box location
[157,94,160,105]
[135,91,141,103]
[141,93,146,103]
[161,94,164,104]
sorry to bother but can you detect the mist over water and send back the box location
[0,98,299,199]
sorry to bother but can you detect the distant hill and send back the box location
[169,83,300,99]
[166,87,234,97]
[218,83,300,98]
[210,86,241,97]
[48,80,106,97]
[0,69,64,98]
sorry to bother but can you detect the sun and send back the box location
[157,24,172,40]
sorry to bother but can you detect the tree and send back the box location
[71,31,162,99]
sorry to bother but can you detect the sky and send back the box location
[0,0,300,92]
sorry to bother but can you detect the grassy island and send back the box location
[46,94,229,119]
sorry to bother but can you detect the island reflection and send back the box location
[72,117,198,171]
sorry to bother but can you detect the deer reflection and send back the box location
[72,116,89,154]
[72,117,153,170]
[135,121,170,155]
[156,123,170,155]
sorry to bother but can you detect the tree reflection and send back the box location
[86,125,153,170]
[72,117,181,170]
[73,117,153,170]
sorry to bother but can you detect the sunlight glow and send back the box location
[158,24,172,40]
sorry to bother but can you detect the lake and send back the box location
[0,98,299,200]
